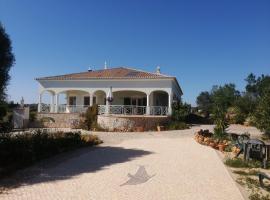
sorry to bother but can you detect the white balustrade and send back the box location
[40,103,51,113]
[66,105,88,113]
[98,105,168,116]
[40,104,168,116]
[150,106,168,115]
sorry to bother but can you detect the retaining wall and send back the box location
[97,115,170,131]
[31,113,82,128]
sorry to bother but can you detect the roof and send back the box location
[36,67,172,80]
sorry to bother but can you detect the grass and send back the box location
[249,192,270,200]
[233,169,260,176]
[236,176,270,200]
[166,121,190,130]
[224,158,263,168]
[261,133,270,141]
[229,158,270,200]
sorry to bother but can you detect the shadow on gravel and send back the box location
[0,146,153,194]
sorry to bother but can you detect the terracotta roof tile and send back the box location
[36,67,172,80]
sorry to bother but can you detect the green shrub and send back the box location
[172,101,191,121]
[185,113,213,124]
[79,105,98,130]
[29,111,37,122]
[0,110,13,133]
[0,130,102,177]
[166,121,189,130]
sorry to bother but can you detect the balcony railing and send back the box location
[98,105,168,116]
[150,106,168,115]
[39,104,169,116]
[39,104,88,113]
[40,103,52,113]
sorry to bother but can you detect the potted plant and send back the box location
[217,143,226,152]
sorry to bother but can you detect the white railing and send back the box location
[98,105,168,116]
[150,106,168,116]
[40,103,51,113]
[39,104,169,116]
[39,104,89,113]
[66,105,88,113]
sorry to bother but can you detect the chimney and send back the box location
[156,66,161,74]
[104,61,107,69]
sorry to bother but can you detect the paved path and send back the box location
[0,125,244,200]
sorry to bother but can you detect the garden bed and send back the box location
[194,129,232,152]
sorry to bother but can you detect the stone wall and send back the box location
[97,115,170,131]
[32,113,82,128]
[32,113,170,131]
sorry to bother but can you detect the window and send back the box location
[84,96,90,107]
[124,97,131,105]
[131,99,136,106]
[69,96,76,106]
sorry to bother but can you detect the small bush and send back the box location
[0,130,102,177]
[166,121,189,130]
[29,111,37,122]
[78,105,98,130]
[185,113,213,124]
[172,101,191,121]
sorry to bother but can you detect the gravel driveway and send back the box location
[0,125,246,200]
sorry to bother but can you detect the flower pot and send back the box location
[218,144,226,152]
[157,125,164,132]
[136,126,144,132]
[209,142,216,148]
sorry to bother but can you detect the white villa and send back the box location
[36,66,182,117]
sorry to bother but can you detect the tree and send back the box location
[0,23,15,104]
[0,23,14,125]
[196,84,240,118]
[234,93,257,116]
[254,91,270,134]
[211,83,240,111]
[196,91,213,116]
[245,73,270,98]
[245,73,257,96]
[172,101,191,121]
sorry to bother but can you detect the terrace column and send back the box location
[146,93,150,115]
[55,93,59,113]
[50,94,54,113]
[89,93,93,107]
[168,93,172,116]
[38,93,42,112]
[105,99,109,115]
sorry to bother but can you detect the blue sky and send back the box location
[0,0,269,105]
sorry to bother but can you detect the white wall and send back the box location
[38,79,175,95]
